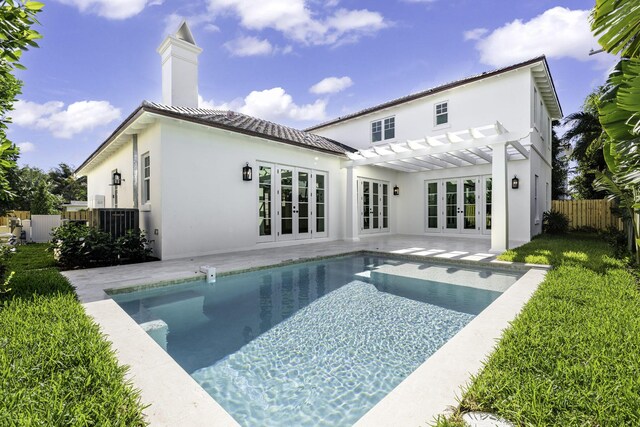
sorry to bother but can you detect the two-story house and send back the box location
[76,22,562,260]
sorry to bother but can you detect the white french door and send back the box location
[359,178,389,233]
[258,163,327,242]
[425,176,490,234]
[277,166,311,241]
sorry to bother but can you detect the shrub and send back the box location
[115,229,152,263]
[542,210,570,234]
[51,222,151,269]
[602,226,629,259]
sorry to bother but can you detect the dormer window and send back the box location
[372,116,395,143]
[435,102,448,125]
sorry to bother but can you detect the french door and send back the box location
[359,178,389,233]
[278,166,311,241]
[258,163,327,242]
[425,176,491,234]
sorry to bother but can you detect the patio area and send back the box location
[63,234,520,303]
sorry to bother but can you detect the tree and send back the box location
[561,89,608,199]
[30,179,59,214]
[48,163,87,203]
[0,1,44,201]
[551,124,569,199]
[591,0,640,260]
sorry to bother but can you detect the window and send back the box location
[371,121,382,142]
[435,102,448,125]
[371,117,395,143]
[383,117,395,140]
[142,153,150,204]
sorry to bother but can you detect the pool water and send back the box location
[112,255,521,426]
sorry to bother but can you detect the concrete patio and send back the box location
[63,234,520,303]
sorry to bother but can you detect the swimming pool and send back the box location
[111,254,522,426]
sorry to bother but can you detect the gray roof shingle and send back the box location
[142,101,355,155]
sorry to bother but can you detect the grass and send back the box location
[4,242,57,271]
[437,233,640,426]
[0,244,147,426]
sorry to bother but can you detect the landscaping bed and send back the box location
[0,244,147,426]
[438,233,640,426]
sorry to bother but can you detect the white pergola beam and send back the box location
[344,133,513,168]
[508,139,530,159]
[467,147,492,162]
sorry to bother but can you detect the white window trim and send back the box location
[434,100,450,128]
[370,116,396,144]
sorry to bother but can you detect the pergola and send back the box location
[343,122,530,252]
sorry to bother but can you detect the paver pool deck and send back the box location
[72,235,548,427]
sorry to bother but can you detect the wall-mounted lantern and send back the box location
[112,170,122,186]
[393,185,400,196]
[242,163,253,181]
[511,175,519,189]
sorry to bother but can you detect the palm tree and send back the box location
[561,90,608,199]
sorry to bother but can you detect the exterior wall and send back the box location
[528,146,552,238]
[84,122,164,257]
[312,67,542,246]
[313,68,533,151]
[158,120,348,260]
[86,140,134,210]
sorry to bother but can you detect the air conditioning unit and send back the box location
[91,208,139,239]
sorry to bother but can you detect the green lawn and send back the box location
[438,233,640,426]
[0,244,147,426]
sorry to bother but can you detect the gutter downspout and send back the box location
[132,134,139,209]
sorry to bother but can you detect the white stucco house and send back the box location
[76,23,562,260]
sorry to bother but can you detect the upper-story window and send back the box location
[435,101,448,126]
[371,117,395,143]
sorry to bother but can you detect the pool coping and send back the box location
[84,252,549,427]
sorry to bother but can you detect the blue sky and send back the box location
[8,0,614,171]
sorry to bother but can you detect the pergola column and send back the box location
[490,140,508,252]
[346,166,360,241]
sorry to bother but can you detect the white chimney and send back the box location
[157,21,202,108]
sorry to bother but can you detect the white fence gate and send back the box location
[31,215,61,243]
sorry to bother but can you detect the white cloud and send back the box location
[11,100,121,139]
[469,7,615,68]
[310,76,353,94]
[224,36,274,57]
[463,28,488,41]
[56,0,159,19]
[17,142,36,153]
[207,0,387,46]
[200,88,327,123]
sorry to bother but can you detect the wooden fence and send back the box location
[0,211,31,226]
[551,199,623,231]
[0,210,91,226]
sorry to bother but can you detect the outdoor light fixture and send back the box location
[242,163,253,181]
[112,170,122,186]
[393,185,400,196]
[512,175,519,189]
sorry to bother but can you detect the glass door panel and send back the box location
[258,165,272,238]
[485,177,492,233]
[296,170,310,239]
[445,180,458,230]
[463,179,476,231]
[382,184,388,229]
[315,173,326,235]
[372,183,379,229]
[279,167,294,239]
[426,181,439,230]
[362,181,370,230]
